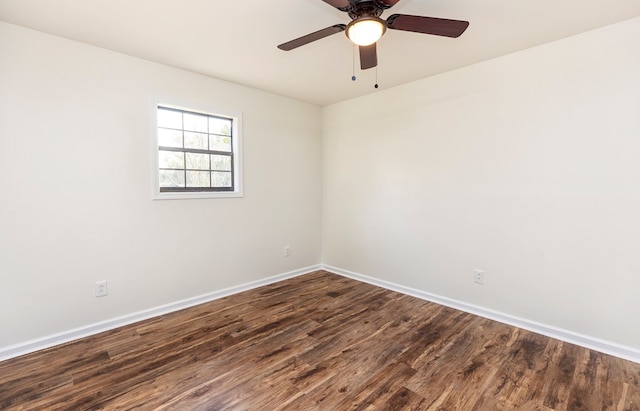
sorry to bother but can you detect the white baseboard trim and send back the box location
[0,265,321,362]
[322,264,640,364]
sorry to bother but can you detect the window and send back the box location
[153,104,242,199]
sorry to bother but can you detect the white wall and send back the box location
[323,17,640,350]
[2,16,639,358]
[0,22,322,348]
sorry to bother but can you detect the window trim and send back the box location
[151,100,243,200]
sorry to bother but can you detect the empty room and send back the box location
[1,0,640,409]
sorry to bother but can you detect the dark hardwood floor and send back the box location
[1,270,639,410]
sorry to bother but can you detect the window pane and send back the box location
[212,155,232,171]
[156,106,237,195]
[184,132,207,150]
[158,128,182,148]
[159,170,185,188]
[157,108,182,129]
[209,117,232,136]
[159,150,184,169]
[212,171,232,187]
[186,171,211,188]
[183,112,208,133]
[186,152,209,170]
[209,135,232,152]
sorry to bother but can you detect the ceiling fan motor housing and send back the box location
[347,0,386,19]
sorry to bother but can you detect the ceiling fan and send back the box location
[277,0,469,70]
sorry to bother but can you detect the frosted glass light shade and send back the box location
[346,17,386,46]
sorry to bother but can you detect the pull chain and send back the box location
[351,45,357,81]
[374,65,379,89]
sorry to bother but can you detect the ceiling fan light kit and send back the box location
[346,17,386,46]
[278,0,469,71]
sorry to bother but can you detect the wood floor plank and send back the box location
[1,270,639,410]
[384,386,430,410]
[425,320,516,409]
[332,361,417,410]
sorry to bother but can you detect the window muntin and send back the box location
[157,106,235,193]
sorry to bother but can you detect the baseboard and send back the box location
[0,265,321,362]
[322,264,640,364]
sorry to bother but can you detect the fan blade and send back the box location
[376,0,401,8]
[359,43,377,70]
[321,0,350,11]
[387,14,469,38]
[278,24,346,51]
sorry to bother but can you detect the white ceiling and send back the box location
[1,0,639,106]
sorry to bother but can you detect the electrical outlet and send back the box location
[284,246,291,257]
[473,270,485,285]
[95,280,108,297]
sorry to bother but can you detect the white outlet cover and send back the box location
[95,280,108,297]
[473,270,485,285]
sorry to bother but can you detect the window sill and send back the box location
[152,190,244,200]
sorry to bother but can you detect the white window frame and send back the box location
[151,99,243,200]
